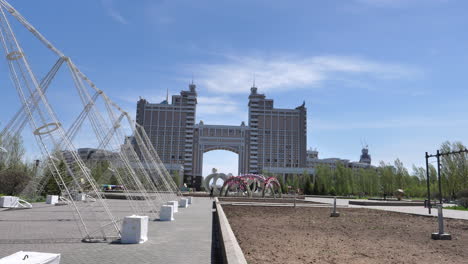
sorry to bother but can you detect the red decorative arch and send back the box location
[220,174,282,198]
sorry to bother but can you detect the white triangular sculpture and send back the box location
[0,251,60,264]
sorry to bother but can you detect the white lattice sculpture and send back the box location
[0,0,182,242]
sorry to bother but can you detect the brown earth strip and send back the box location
[223,205,468,264]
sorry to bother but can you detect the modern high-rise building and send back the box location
[136,83,197,186]
[136,83,308,189]
[248,86,307,174]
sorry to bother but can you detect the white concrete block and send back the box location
[46,195,59,205]
[0,196,19,208]
[121,215,148,244]
[0,251,60,264]
[179,198,188,208]
[71,193,86,201]
[159,205,174,221]
[167,201,178,213]
[187,196,193,204]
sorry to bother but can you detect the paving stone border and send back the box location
[213,197,247,264]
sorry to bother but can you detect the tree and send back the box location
[90,160,110,183]
[5,135,25,169]
[0,134,32,195]
[41,160,69,196]
[172,170,180,187]
[276,175,287,194]
[440,141,468,200]
[394,159,408,190]
[315,165,331,195]
[335,163,351,195]
[312,173,320,195]
[0,168,31,195]
[303,175,313,195]
[379,161,395,199]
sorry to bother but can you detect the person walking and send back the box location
[209,187,214,199]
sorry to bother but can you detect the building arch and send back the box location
[203,146,239,155]
[193,123,249,179]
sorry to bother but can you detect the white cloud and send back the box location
[101,0,128,25]
[197,96,241,115]
[144,1,175,26]
[188,55,422,94]
[196,96,247,126]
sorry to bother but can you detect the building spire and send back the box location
[250,73,258,95]
[166,88,169,102]
[189,76,196,92]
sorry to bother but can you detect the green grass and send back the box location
[445,206,468,211]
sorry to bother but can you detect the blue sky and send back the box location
[0,0,467,176]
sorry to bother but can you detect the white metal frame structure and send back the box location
[0,0,180,242]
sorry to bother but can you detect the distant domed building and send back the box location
[306,146,374,171]
[359,147,371,164]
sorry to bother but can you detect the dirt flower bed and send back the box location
[219,197,318,204]
[223,205,468,264]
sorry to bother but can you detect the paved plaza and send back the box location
[0,197,213,264]
[305,197,468,220]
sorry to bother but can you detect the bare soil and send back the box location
[223,205,468,264]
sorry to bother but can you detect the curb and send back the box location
[213,197,248,264]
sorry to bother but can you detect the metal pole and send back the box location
[333,197,337,214]
[437,204,444,235]
[294,192,297,208]
[437,150,442,204]
[431,203,451,240]
[34,159,40,180]
[425,152,431,214]
[330,196,340,217]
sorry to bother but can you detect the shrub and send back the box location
[456,189,468,199]
[0,169,31,195]
[41,176,61,196]
[303,177,313,195]
[457,197,468,209]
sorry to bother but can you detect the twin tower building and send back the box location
[136,83,307,190]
